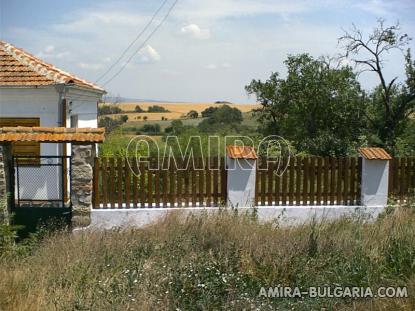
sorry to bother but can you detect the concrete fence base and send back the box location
[85,205,386,230]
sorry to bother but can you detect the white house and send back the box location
[0,40,106,204]
[0,40,106,158]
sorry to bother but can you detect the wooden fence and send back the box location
[93,158,227,209]
[93,156,415,209]
[255,157,362,206]
[389,157,415,202]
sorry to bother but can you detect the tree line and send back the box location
[246,20,414,156]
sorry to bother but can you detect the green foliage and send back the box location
[165,120,187,135]
[395,119,415,156]
[186,110,198,119]
[99,130,135,157]
[339,20,414,154]
[98,116,127,134]
[148,105,170,113]
[138,123,161,135]
[0,195,23,254]
[134,105,144,113]
[98,105,122,116]
[198,105,243,133]
[120,115,129,123]
[246,54,365,156]
[201,106,218,118]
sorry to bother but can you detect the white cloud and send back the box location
[205,64,217,70]
[181,24,211,39]
[37,45,69,60]
[44,45,55,53]
[137,45,161,63]
[205,63,231,70]
[78,62,104,70]
[175,0,310,20]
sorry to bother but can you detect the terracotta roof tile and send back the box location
[0,127,105,143]
[0,40,105,91]
[226,145,258,159]
[358,147,392,160]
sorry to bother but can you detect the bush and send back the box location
[135,105,144,113]
[186,110,198,119]
[98,105,122,116]
[201,106,218,118]
[148,105,169,113]
[198,105,243,133]
[139,123,161,134]
[120,115,129,123]
[98,116,123,133]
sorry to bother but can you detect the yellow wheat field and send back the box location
[102,102,260,121]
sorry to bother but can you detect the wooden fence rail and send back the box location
[255,157,362,206]
[93,156,415,209]
[389,157,415,202]
[93,157,227,209]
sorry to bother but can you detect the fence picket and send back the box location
[133,160,138,208]
[288,159,294,205]
[102,158,108,208]
[94,156,415,209]
[295,157,301,206]
[109,158,115,209]
[125,158,131,209]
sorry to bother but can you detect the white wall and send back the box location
[226,157,256,207]
[0,85,103,202]
[88,206,386,230]
[361,159,389,207]
[66,87,99,128]
[0,86,60,156]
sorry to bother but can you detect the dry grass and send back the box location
[1,208,414,310]
[103,102,260,122]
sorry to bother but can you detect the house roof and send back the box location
[0,40,105,92]
[0,127,105,143]
[226,145,258,159]
[358,147,392,160]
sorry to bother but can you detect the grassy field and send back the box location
[1,202,414,310]
[102,101,260,122]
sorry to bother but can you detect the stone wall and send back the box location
[71,144,96,228]
[0,143,12,224]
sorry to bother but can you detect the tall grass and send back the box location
[1,206,414,310]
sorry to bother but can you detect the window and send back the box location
[70,114,78,128]
[0,118,41,159]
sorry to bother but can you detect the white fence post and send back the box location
[358,147,392,207]
[226,146,257,208]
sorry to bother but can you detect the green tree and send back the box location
[198,105,243,133]
[98,117,123,134]
[339,19,414,153]
[135,105,144,112]
[201,106,218,118]
[186,110,198,119]
[140,123,161,134]
[148,105,169,113]
[246,54,365,156]
[165,120,185,135]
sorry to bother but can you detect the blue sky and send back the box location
[1,0,415,102]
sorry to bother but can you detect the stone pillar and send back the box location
[0,143,12,224]
[226,146,257,208]
[361,158,390,207]
[71,143,96,228]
